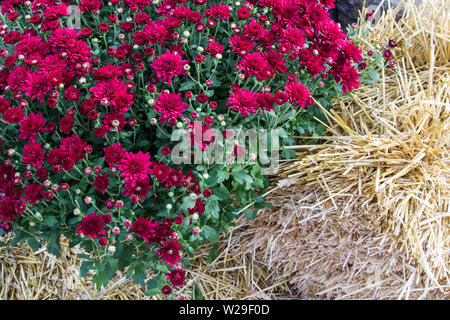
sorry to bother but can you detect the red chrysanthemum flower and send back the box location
[205,3,232,21]
[104,143,125,167]
[93,173,109,195]
[7,65,29,92]
[76,211,107,239]
[205,42,224,57]
[156,239,182,268]
[59,115,74,135]
[19,112,46,141]
[239,52,269,78]
[22,183,44,205]
[118,151,152,187]
[79,0,102,13]
[153,91,188,123]
[229,35,255,56]
[22,141,46,168]
[284,81,312,109]
[151,51,188,85]
[130,217,156,239]
[166,269,185,287]
[226,89,258,117]
[161,285,172,295]
[122,176,152,200]
[3,107,24,124]
[256,91,275,112]
[24,72,52,103]
[0,197,25,222]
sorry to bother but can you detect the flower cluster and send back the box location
[0,0,376,297]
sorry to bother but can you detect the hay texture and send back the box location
[0,231,290,300]
[239,0,450,299]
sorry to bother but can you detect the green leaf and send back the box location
[254,201,275,210]
[137,140,149,147]
[193,283,204,300]
[133,262,146,287]
[43,216,58,228]
[206,200,220,219]
[244,208,257,220]
[233,170,253,185]
[145,274,163,296]
[179,81,196,91]
[107,256,119,272]
[93,262,114,289]
[217,170,230,183]
[80,260,92,277]
[117,245,133,269]
[367,71,380,82]
[213,184,230,200]
[208,243,219,263]
[26,237,40,250]
[145,287,161,297]
[202,225,219,244]
[181,196,196,211]
[47,232,60,257]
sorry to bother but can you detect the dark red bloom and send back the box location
[99,237,108,246]
[22,141,46,168]
[203,188,212,198]
[161,285,172,295]
[59,115,74,135]
[166,269,185,287]
[156,240,181,268]
[131,217,156,239]
[22,183,44,205]
[94,173,109,195]
[104,143,125,167]
[102,213,112,224]
[0,197,25,222]
[76,211,107,239]
[19,112,46,141]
